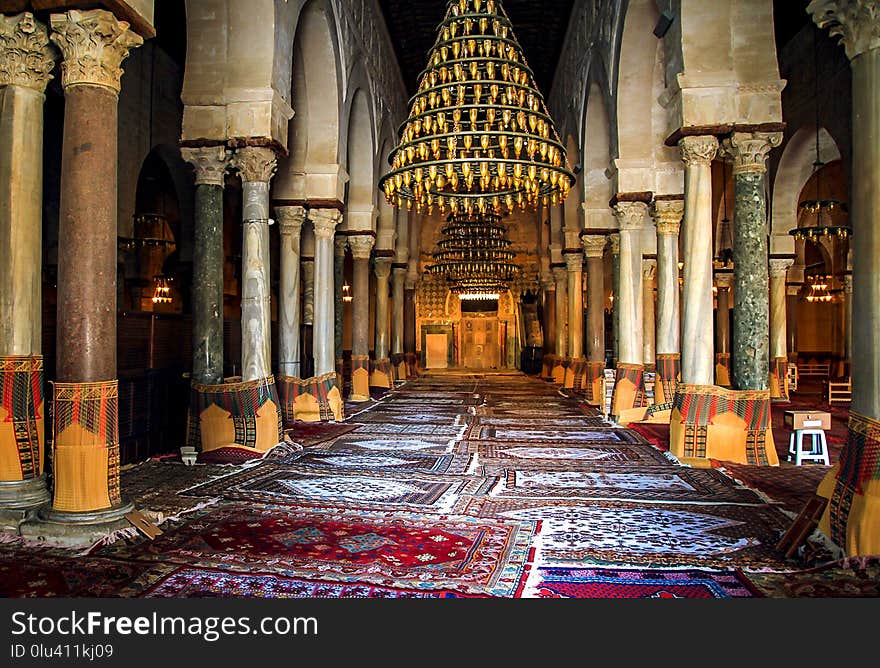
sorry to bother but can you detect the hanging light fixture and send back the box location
[151,275,172,304]
[426,211,520,293]
[789,24,851,244]
[805,274,833,303]
[342,280,353,303]
[379,0,575,216]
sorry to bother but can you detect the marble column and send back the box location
[300,222,315,377]
[233,147,277,382]
[652,200,683,357]
[613,203,647,365]
[786,283,800,362]
[563,251,584,388]
[714,270,734,386]
[552,265,568,383]
[0,12,55,513]
[843,273,853,362]
[542,277,557,357]
[374,257,392,360]
[643,258,656,369]
[809,0,880,556]
[182,147,230,385]
[348,234,374,401]
[334,236,346,374]
[404,271,417,376]
[721,131,782,390]
[582,236,607,364]
[609,234,621,365]
[769,258,793,398]
[43,9,141,528]
[678,136,719,385]
[310,209,342,377]
[392,266,406,357]
[275,206,306,379]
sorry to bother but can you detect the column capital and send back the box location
[233,146,278,184]
[581,235,607,258]
[608,233,620,255]
[678,135,719,166]
[652,199,685,235]
[720,131,783,175]
[787,284,802,297]
[392,266,407,279]
[49,9,142,94]
[564,251,583,273]
[181,146,231,187]
[310,208,343,240]
[809,0,880,60]
[348,234,375,259]
[0,12,56,92]
[642,257,657,281]
[275,205,307,235]
[541,277,557,291]
[374,256,392,279]
[552,265,567,283]
[715,271,735,289]
[334,235,347,255]
[769,257,795,278]
[843,273,853,293]
[613,201,649,231]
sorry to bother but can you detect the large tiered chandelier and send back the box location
[427,212,520,294]
[379,0,575,216]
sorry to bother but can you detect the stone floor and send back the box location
[1,370,877,598]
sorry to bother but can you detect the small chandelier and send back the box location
[151,275,172,304]
[342,281,353,303]
[805,274,833,303]
[379,0,575,216]
[427,212,520,293]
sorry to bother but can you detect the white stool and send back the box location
[788,429,830,465]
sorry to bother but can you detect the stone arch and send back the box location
[771,125,841,254]
[582,80,615,230]
[563,134,583,243]
[376,133,397,250]
[343,87,376,233]
[274,0,345,202]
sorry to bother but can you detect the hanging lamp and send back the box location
[379,0,575,216]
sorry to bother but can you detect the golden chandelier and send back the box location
[379,0,575,216]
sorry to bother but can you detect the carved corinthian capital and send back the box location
[275,206,307,236]
[310,209,343,240]
[581,235,607,258]
[49,9,142,94]
[608,233,620,255]
[374,257,392,280]
[613,201,649,231]
[348,234,375,260]
[720,132,783,175]
[809,0,880,60]
[679,135,719,166]
[769,257,795,279]
[0,13,56,92]
[181,146,231,187]
[652,199,685,236]
[233,146,278,184]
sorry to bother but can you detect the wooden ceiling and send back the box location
[377,0,576,99]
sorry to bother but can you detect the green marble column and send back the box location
[334,236,346,371]
[723,132,781,390]
[182,147,229,385]
[609,234,620,366]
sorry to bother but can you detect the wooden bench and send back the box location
[826,378,852,404]
[798,362,831,378]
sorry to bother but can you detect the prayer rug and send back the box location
[352,423,465,437]
[351,412,463,425]
[181,463,493,511]
[458,497,790,567]
[139,567,488,598]
[457,441,672,467]
[274,450,476,476]
[97,503,535,597]
[744,558,880,598]
[120,461,231,517]
[466,426,647,444]
[717,462,830,512]
[628,422,671,451]
[477,417,611,429]
[0,551,151,598]
[524,566,763,598]
[325,435,457,454]
[289,421,360,446]
[489,467,766,504]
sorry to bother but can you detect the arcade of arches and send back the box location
[0,0,878,598]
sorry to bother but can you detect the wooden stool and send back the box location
[788,429,830,466]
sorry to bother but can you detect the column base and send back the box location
[568,358,589,393]
[278,372,344,423]
[669,384,778,467]
[0,474,51,512]
[405,353,419,378]
[350,355,371,402]
[610,363,647,422]
[769,356,789,400]
[654,353,681,405]
[189,376,283,451]
[715,353,731,387]
[540,354,555,379]
[370,358,393,389]
[583,361,606,406]
[551,357,566,384]
[815,412,880,556]
[562,358,576,389]
[392,354,407,384]
[20,500,134,549]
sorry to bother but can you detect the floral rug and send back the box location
[0,551,152,597]
[456,440,672,467]
[277,449,476,475]
[96,502,535,597]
